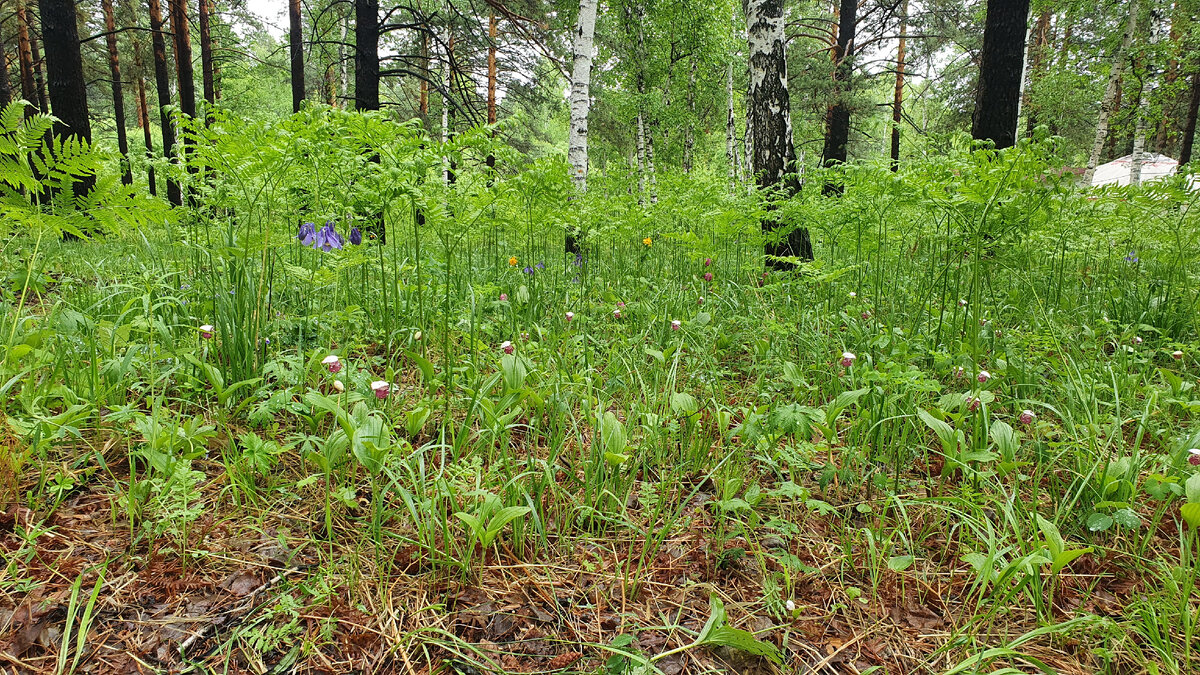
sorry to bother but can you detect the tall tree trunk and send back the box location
[726,60,738,192]
[0,39,11,109]
[566,0,598,254]
[1084,0,1138,183]
[971,0,1030,149]
[208,0,221,99]
[683,58,696,173]
[148,0,180,205]
[1179,72,1199,165]
[198,0,215,109]
[634,7,656,203]
[102,0,132,185]
[1104,76,1124,160]
[745,0,811,263]
[170,0,195,119]
[170,0,195,197]
[419,29,429,123]
[354,0,379,111]
[821,0,856,193]
[742,120,752,191]
[137,73,157,195]
[15,4,37,112]
[38,0,93,197]
[339,9,348,106]
[1154,8,1179,152]
[1130,112,1147,185]
[289,0,304,112]
[645,125,658,204]
[635,112,646,204]
[890,0,907,170]
[1022,8,1050,137]
[441,25,451,184]
[486,12,496,173]
[29,28,46,113]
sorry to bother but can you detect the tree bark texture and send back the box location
[971,0,1030,149]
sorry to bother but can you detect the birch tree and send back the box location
[568,0,598,193]
[726,60,738,192]
[1084,0,1139,183]
[566,0,598,253]
[745,0,811,263]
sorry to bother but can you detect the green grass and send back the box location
[1,106,1199,673]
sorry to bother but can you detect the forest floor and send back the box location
[1,435,1152,675]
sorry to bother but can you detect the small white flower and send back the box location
[840,351,856,367]
[848,291,856,298]
[565,311,575,322]
[785,599,796,612]
[671,319,681,331]
[1173,350,1184,360]
[332,380,345,393]
[977,370,991,383]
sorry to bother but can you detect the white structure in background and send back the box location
[1091,153,1180,187]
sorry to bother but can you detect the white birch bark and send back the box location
[568,0,598,192]
[645,127,659,205]
[683,58,697,173]
[1131,116,1147,185]
[339,13,348,106]
[1084,0,1139,184]
[726,60,738,193]
[636,112,647,205]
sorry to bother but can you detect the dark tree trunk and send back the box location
[148,0,181,205]
[38,0,93,196]
[198,0,215,109]
[745,0,811,264]
[0,37,12,109]
[971,0,1030,149]
[821,0,857,193]
[170,0,195,120]
[1155,10,1180,152]
[486,12,496,173]
[354,0,379,111]
[1180,72,1200,165]
[137,74,157,195]
[16,5,37,113]
[446,29,456,185]
[419,29,429,123]
[1104,75,1123,161]
[169,0,195,198]
[206,0,221,99]
[1022,8,1050,137]
[29,29,47,113]
[289,0,304,112]
[890,0,907,170]
[102,0,132,185]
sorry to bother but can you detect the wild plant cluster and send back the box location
[2,103,1200,673]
